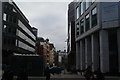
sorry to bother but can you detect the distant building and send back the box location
[32,27,38,37]
[36,38,55,67]
[57,50,67,67]
[75,1,120,74]
[36,37,45,55]
[1,1,36,65]
[54,51,59,66]
[49,44,55,67]
[67,2,76,71]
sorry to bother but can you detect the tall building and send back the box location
[67,2,76,71]
[75,1,120,74]
[0,1,2,78]
[1,1,36,65]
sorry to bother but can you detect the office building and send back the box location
[1,1,36,65]
[75,1,120,74]
[67,2,76,71]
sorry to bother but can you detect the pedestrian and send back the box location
[94,69,105,80]
[84,66,94,80]
[44,66,51,80]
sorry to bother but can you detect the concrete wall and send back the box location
[0,1,2,79]
[99,30,109,73]
[100,2,120,29]
[117,28,120,72]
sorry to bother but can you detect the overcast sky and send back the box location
[14,1,71,51]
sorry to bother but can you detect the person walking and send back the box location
[44,66,51,80]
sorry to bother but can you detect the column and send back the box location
[0,1,2,79]
[99,30,109,73]
[91,34,100,72]
[85,37,92,69]
[80,40,83,70]
[81,39,85,70]
[85,38,87,69]
[117,28,120,72]
[76,41,80,70]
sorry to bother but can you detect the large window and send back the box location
[3,13,7,21]
[92,7,97,27]
[16,29,35,46]
[76,23,79,37]
[86,0,90,10]
[81,1,84,15]
[80,19,84,34]
[76,6,79,19]
[18,41,35,52]
[18,20,36,40]
[85,14,90,31]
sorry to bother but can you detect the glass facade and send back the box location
[18,20,36,40]
[92,7,97,27]
[85,14,90,31]
[2,2,36,54]
[81,1,84,15]
[80,19,84,34]
[3,13,6,21]
[76,6,79,19]
[18,41,35,52]
[17,29,35,46]
[86,0,90,10]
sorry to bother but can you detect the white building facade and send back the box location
[75,1,120,74]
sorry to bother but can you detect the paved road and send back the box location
[28,74,120,80]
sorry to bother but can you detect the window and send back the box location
[3,25,7,29]
[76,6,79,19]
[81,1,84,15]
[3,13,7,21]
[80,19,84,34]
[17,29,35,46]
[86,0,90,10]
[76,23,79,37]
[3,25,7,32]
[92,0,96,3]
[18,20,36,40]
[85,14,90,31]
[92,7,97,27]
[18,41,35,52]
[13,8,16,13]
